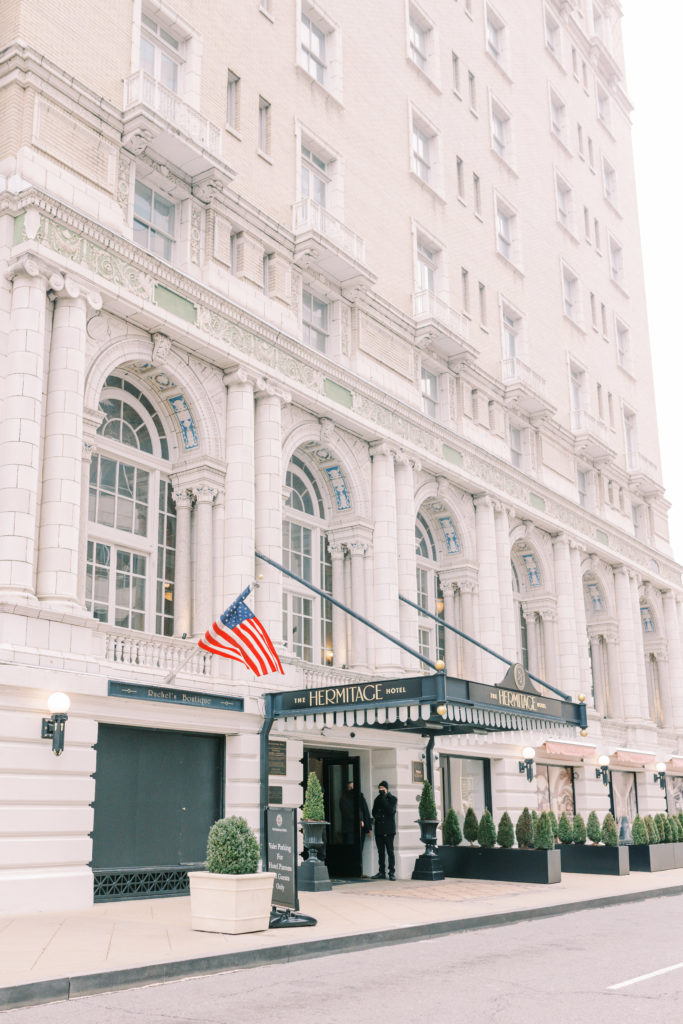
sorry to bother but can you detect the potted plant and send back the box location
[515,807,533,850]
[412,780,444,880]
[477,809,497,849]
[572,812,587,845]
[439,807,560,884]
[497,812,515,849]
[299,772,332,891]
[548,811,559,847]
[463,807,479,845]
[437,808,463,874]
[586,811,601,845]
[188,816,275,934]
[558,812,573,845]
[630,812,676,872]
[559,809,629,874]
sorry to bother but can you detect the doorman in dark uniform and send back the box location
[371,780,397,880]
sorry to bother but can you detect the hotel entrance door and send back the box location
[304,750,362,879]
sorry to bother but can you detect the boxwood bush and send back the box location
[631,814,649,845]
[572,812,587,845]
[478,808,497,849]
[442,808,462,847]
[463,807,479,845]
[206,817,260,875]
[497,811,515,849]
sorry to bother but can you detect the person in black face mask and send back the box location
[371,780,397,880]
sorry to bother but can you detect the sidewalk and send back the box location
[3,869,683,1010]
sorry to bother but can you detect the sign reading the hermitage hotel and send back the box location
[281,679,424,711]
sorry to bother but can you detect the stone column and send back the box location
[36,281,101,609]
[349,541,369,670]
[212,490,225,620]
[193,486,217,634]
[328,542,348,668]
[172,488,193,637]
[0,259,52,602]
[473,494,501,684]
[494,503,516,660]
[570,542,591,697]
[460,579,479,679]
[589,634,604,713]
[604,632,624,719]
[542,610,558,685]
[394,453,418,670]
[613,567,640,720]
[630,574,649,720]
[552,534,580,696]
[663,590,683,729]
[442,582,459,676]
[524,608,539,677]
[254,383,289,646]
[77,440,95,607]
[370,444,401,671]
[224,369,258,602]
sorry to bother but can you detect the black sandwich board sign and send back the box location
[266,806,316,928]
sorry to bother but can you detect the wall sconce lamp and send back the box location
[41,692,71,756]
[518,746,535,782]
[654,762,667,790]
[595,754,610,786]
[435,703,447,718]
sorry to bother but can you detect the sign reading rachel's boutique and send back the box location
[108,680,244,712]
[278,678,425,713]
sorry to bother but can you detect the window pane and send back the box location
[153,194,175,234]
[134,181,152,220]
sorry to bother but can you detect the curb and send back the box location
[4,883,683,1010]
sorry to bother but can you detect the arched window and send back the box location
[86,375,176,635]
[282,455,332,664]
[415,513,444,665]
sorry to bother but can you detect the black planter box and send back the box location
[437,845,561,884]
[559,843,630,875]
[628,843,677,872]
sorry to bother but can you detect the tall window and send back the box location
[556,175,573,231]
[416,239,438,293]
[140,12,181,93]
[491,100,510,160]
[301,143,328,207]
[502,305,520,358]
[258,96,271,155]
[509,423,523,468]
[302,290,328,352]
[227,70,240,131]
[421,367,438,419]
[623,409,636,468]
[86,376,175,635]
[411,120,432,183]
[616,320,630,370]
[301,10,326,84]
[562,265,580,323]
[512,565,529,670]
[133,180,175,261]
[408,11,429,71]
[495,197,517,263]
[570,364,585,428]
[282,455,332,664]
[550,90,567,143]
[415,514,445,666]
[486,6,506,64]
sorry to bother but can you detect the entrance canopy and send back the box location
[268,665,588,737]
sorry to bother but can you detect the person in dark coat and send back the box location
[371,780,397,880]
[359,790,372,854]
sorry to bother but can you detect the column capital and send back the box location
[172,487,194,510]
[255,379,292,404]
[395,449,421,472]
[328,541,346,560]
[192,485,218,505]
[473,493,493,511]
[348,540,369,557]
[223,366,263,389]
[551,531,569,549]
[369,441,397,460]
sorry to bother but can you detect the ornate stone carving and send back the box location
[152,333,173,362]
[123,128,154,155]
[117,154,132,214]
[190,204,201,265]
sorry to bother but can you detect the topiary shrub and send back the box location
[463,807,479,845]
[497,811,515,849]
[662,815,673,843]
[548,811,559,845]
[515,808,533,849]
[655,813,670,843]
[302,772,326,820]
[206,816,260,875]
[631,814,649,845]
[601,812,618,847]
[418,780,438,821]
[678,812,683,836]
[478,808,497,849]
[534,811,554,851]
[587,810,601,845]
[670,815,683,842]
[572,812,587,845]
[531,809,538,847]
[442,808,462,846]
[645,815,659,844]
[558,811,573,845]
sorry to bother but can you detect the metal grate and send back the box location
[93,867,199,902]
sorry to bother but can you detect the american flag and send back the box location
[198,597,284,677]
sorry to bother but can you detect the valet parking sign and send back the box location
[266,806,299,912]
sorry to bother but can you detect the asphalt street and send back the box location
[4,893,683,1023]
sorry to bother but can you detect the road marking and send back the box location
[608,962,683,991]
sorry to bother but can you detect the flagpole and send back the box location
[161,578,262,686]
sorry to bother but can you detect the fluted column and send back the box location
[613,567,640,720]
[473,494,501,684]
[542,610,558,686]
[349,541,368,669]
[663,591,683,728]
[604,633,623,719]
[370,444,401,670]
[570,542,591,695]
[172,488,193,636]
[525,609,539,677]
[552,534,580,696]
[441,582,459,676]
[254,383,289,645]
[395,453,418,670]
[494,503,516,660]
[589,635,604,713]
[224,369,257,601]
[37,281,101,608]
[193,486,217,633]
[460,580,479,679]
[212,490,225,621]
[329,542,348,668]
[0,259,52,601]
[630,574,649,719]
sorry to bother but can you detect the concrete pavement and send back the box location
[3,868,683,1010]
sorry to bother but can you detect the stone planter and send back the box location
[629,843,677,872]
[437,845,561,884]
[559,843,630,875]
[412,819,444,881]
[299,819,331,892]
[674,842,683,869]
[188,871,276,934]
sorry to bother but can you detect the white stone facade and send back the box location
[0,0,682,912]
